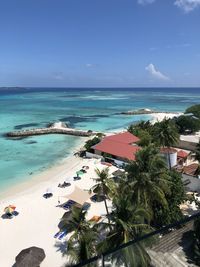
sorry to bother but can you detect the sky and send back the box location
[0,0,200,87]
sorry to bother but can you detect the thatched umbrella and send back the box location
[15,247,45,267]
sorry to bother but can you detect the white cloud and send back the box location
[145,63,170,81]
[138,0,155,5]
[174,0,200,12]
[85,63,98,68]
[86,63,93,68]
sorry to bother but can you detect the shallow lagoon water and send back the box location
[0,88,200,193]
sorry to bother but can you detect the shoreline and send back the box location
[0,137,88,202]
[0,154,116,267]
[150,112,183,124]
[0,111,181,201]
[0,111,184,267]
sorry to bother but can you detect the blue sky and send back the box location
[0,0,200,87]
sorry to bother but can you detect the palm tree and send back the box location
[64,206,98,266]
[153,118,179,169]
[126,145,171,212]
[90,167,115,219]
[98,193,152,267]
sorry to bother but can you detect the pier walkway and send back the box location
[6,122,95,138]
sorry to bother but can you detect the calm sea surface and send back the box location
[0,88,200,193]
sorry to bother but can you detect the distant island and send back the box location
[120,108,180,115]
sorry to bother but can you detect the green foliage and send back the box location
[98,193,152,267]
[90,168,115,219]
[128,120,152,136]
[175,115,200,134]
[153,118,179,147]
[84,136,101,151]
[64,206,98,266]
[103,152,113,158]
[185,104,200,119]
[133,129,153,147]
[152,170,185,227]
[125,145,170,212]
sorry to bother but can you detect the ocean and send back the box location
[0,87,200,194]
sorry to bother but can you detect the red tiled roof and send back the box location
[104,132,139,144]
[93,140,140,161]
[183,163,199,176]
[160,147,177,154]
[177,150,189,159]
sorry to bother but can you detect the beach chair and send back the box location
[43,193,53,199]
[12,211,19,216]
[58,182,71,188]
[54,231,62,238]
[82,202,91,211]
[58,230,67,240]
[73,176,81,181]
[62,200,76,210]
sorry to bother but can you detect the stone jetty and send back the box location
[6,122,95,138]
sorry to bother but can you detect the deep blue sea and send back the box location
[0,87,200,194]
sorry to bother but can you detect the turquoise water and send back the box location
[1,88,200,194]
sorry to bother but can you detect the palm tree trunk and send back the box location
[103,198,110,222]
[167,151,171,170]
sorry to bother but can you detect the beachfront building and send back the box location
[91,132,140,166]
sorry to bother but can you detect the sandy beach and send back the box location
[0,151,117,267]
[0,112,182,267]
[150,112,182,124]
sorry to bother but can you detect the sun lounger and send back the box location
[73,176,81,181]
[89,215,102,223]
[58,230,67,240]
[58,182,71,188]
[12,211,19,216]
[5,213,13,219]
[43,193,53,199]
[54,231,62,238]
[62,200,76,210]
[90,194,106,202]
[82,202,91,211]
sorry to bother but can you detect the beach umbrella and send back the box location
[4,205,16,214]
[15,246,45,267]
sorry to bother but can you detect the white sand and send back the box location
[0,154,117,267]
[150,112,182,124]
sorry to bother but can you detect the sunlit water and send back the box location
[0,88,200,193]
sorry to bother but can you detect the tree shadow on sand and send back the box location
[178,229,196,265]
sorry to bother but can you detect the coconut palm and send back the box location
[126,145,171,212]
[153,118,179,168]
[98,193,152,267]
[90,167,115,219]
[64,206,98,266]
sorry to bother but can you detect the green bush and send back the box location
[84,136,101,151]
[185,104,200,119]
[175,115,200,134]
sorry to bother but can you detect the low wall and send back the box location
[176,140,197,151]
[182,173,200,193]
[85,152,103,159]
[113,159,125,167]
